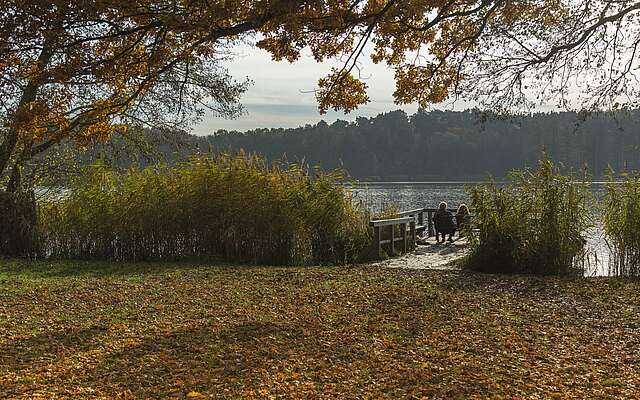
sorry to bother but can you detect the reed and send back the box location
[602,171,640,277]
[0,190,38,257]
[465,157,592,275]
[38,153,370,265]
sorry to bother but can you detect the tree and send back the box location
[3,0,640,191]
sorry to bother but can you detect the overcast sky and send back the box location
[192,45,426,135]
[191,41,583,136]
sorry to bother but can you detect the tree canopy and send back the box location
[2,0,640,189]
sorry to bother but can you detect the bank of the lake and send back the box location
[351,181,613,276]
[1,260,638,399]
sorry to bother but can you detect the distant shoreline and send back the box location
[347,181,618,185]
[349,181,487,185]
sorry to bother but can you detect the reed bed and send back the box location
[466,158,592,275]
[38,154,370,265]
[602,172,640,277]
[0,190,38,257]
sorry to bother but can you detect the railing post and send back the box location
[374,225,381,258]
[410,220,416,249]
[418,211,424,227]
[427,211,434,237]
[390,225,395,256]
[401,222,407,253]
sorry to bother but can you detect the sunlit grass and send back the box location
[1,260,639,398]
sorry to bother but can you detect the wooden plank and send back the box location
[380,238,405,244]
[369,216,413,227]
[396,208,424,217]
[390,225,395,255]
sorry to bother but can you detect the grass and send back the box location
[1,260,639,399]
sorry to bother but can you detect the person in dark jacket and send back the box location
[433,201,456,243]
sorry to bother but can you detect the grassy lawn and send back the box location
[1,260,639,399]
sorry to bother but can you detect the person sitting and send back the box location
[455,204,471,237]
[433,201,456,243]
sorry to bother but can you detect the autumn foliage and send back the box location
[4,0,640,191]
[1,262,639,398]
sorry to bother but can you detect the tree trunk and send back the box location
[0,45,52,186]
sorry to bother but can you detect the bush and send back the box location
[602,171,640,277]
[38,154,370,265]
[465,158,591,275]
[0,190,38,257]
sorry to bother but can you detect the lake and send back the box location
[350,181,478,213]
[349,182,611,276]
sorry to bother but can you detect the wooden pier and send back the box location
[369,208,464,258]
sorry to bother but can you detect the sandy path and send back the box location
[372,237,469,270]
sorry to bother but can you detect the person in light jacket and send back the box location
[455,203,471,237]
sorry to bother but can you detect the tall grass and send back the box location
[38,153,370,265]
[0,191,38,257]
[466,158,592,275]
[602,171,640,277]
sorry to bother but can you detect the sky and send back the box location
[192,45,424,135]
[191,43,581,136]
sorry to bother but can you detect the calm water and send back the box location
[349,181,477,213]
[349,182,611,276]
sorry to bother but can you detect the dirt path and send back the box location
[372,237,469,270]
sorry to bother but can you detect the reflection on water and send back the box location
[349,182,611,276]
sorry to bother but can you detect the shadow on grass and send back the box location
[86,320,369,396]
[1,320,366,397]
[0,326,107,372]
[0,257,269,279]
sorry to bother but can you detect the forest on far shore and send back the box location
[121,109,640,180]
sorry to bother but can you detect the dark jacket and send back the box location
[433,209,456,234]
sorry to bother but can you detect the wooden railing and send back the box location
[369,207,470,258]
[369,217,415,259]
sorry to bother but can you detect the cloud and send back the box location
[192,44,418,134]
[193,44,485,134]
[193,102,416,134]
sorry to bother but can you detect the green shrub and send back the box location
[465,158,591,275]
[602,171,640,277]
[38,154,370,265]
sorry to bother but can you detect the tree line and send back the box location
[159,109,640,181]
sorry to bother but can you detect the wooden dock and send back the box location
[369,208,467,259]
